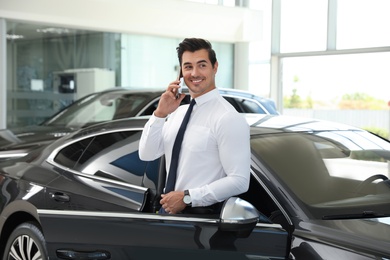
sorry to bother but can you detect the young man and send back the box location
[139,38,250,214]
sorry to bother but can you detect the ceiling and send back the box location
[6,21,94,41]
[1,0,263,43]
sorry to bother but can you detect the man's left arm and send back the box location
[212,112,251,198]
[163,112,250,211]
[192,112,251,207]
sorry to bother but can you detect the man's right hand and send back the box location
[154,80,186,118]
[160,191,187,214]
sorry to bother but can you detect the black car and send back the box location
[0,115,288,260]
[1,114,390,259]
[0,87,278,160]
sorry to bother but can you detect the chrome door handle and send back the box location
[50,192,70,202]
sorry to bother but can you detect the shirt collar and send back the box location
[193,88,219,106]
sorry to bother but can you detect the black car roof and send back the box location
[19,114,364,166]
[66,114,362,143]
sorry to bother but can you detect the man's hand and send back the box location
[154,80,186,118]
[160,191,186,214]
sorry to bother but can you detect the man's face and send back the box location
[181,49,218,98]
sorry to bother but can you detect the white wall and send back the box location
[0,0,262,43]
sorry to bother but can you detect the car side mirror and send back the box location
[219,197,259,238]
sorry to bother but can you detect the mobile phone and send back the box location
[176,68,183,99]
[177,77,184,97]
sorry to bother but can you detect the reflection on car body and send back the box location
[1,114,390,259]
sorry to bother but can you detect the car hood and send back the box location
[0,125,76,152]
[296,217,390,256]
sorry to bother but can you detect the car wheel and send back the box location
[3,222,48,260]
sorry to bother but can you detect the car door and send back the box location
[39,128,290,259]
[39,200,289,260]
[44,129,159,212]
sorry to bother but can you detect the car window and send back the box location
[139,96,191,116]
[240,99,267,113]
[112,94,150,119]
[251,131,390,218]
[139,100,159,116]
[53,130,158,190]
[223,96,267,114]
[43,93,153,127]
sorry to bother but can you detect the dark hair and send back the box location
[176,38,217,67]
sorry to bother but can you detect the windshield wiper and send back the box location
[322,211,390,220]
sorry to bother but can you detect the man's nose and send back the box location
[191,67,199,76]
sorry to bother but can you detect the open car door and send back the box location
[39,197,289,260]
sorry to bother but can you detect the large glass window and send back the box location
[248,63,270,97]
[282,53,390,105]
[6,21,121,127]
[280,0,328,53]
[281,53,390,133]
[277,0,390,139]
[337,0,390,49]
[248,0,272,97]
[6,20,234,128]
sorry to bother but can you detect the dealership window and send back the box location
[276,0,390,138]
[6,21,121,127]
[248,0,272,97]
[280,0,328,52]
[281,52,390,134]
[337,0,390,49]
[5,20,234,128]
[282,53,390,109]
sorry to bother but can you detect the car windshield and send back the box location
[251,130,390,219]
[41,92,154,128]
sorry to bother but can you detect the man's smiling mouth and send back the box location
[192,79,202,83]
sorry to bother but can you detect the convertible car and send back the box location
[1,114,390,259]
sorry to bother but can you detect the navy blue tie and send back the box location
[165,99,196,193]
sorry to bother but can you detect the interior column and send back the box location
[234,42,249,91]
[0,19,6,129]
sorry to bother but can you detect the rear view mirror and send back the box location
[219,197,259,237]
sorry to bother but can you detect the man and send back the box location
[139,38,250,214]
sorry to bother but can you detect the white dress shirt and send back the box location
[139,89,250,207]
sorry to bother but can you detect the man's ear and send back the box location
[213,61,219,74]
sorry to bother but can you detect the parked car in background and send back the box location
[1,114,390,259]
[0,87,278,160]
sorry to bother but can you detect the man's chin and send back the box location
[188,86,215,98]
[188,86,203,95]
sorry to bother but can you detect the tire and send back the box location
[3,222,48,260]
